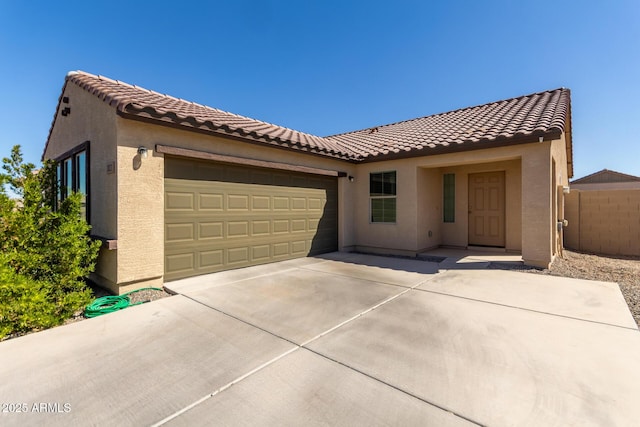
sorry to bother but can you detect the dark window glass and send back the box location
[370,171,397,223]
[371,198,397,223]
[383,172,396,196]
[64,158,73,200]
[56,145,89,222]
[370,174,381,196]
[56,162,63,208]
[370,172,396,196]
[443,173,455,223]
[75,151,87,220]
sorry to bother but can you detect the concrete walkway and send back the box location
[1,252,639,426]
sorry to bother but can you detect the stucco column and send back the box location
[115,141,165,292]
[521,144,553,268]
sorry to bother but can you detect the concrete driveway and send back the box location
[1,252,639,426]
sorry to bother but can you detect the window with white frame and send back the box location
[370,171,396,223]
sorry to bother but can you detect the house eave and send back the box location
[356,130,564,163]
[116,110,359,164]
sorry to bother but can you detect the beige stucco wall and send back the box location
[113,118,357,291]
[438,159,522,251]
[564,189,640,256]
[416,167,442,251]
[521,142,552,267]
[350,161,422,255]
[550,134,570,262]
[350,142,555,261]
[43,82,119,290]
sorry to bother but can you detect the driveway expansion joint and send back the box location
[297,264,439,289]
[300,346,485,426]
[155,278,477,425]
[414,287,639,331]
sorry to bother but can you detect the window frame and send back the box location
[369,170,397,224]
[55,141,90,223]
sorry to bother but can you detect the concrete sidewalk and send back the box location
[1,252,639,426]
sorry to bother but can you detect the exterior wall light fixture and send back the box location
[348,175,355,182]
[137,146,148,159]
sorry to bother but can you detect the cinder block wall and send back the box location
[564,189,640,256]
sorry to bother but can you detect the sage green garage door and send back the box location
[164,157,338,281]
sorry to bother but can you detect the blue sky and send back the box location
[1,0,638,179]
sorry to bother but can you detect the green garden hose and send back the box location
[84,287,163,318]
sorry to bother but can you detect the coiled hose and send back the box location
[84,287,163,318]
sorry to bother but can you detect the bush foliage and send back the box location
[0,255,92,339]
[0,145,100,339]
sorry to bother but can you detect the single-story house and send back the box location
[43,71,573,294]
[570,169,640,191]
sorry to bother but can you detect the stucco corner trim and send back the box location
[156,144,348,177]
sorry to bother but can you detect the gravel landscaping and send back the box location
[62,284,172,326]
[493,249,640,328]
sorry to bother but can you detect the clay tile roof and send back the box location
[325,88,572,161]
[47,71,571,164]
[63,71,354,160]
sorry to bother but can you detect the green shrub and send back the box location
[0,145,99,338]
[0,255,92,340]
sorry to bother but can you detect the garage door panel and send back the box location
[166,253,194,275]
[227,194,250,210]
[199,193,223,210]
[251,195,270,210]
[291,240,307,254]
[165,223,195,242]
[291,219,307,232]
[252,245,271,260]
[273,197,290,210]
[164,158,338,281]
[308,197,323,210]
[166,192,195,211]
[227,247,250,264]
[251,220,270,236]
[199,250,223,268]
[199,222,224,239]
[227,221,250,238]
[273,242,290,257]
[291,197,307,210]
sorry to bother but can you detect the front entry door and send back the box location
[468,171,505,247]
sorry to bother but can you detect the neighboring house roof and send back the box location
[45,71,572,168]
[571,169,640,184]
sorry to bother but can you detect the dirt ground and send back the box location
[521,249,640,327]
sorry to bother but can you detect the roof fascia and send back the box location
[565,99,574,178]
[42,78,70,161]
[357,130,563,163]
